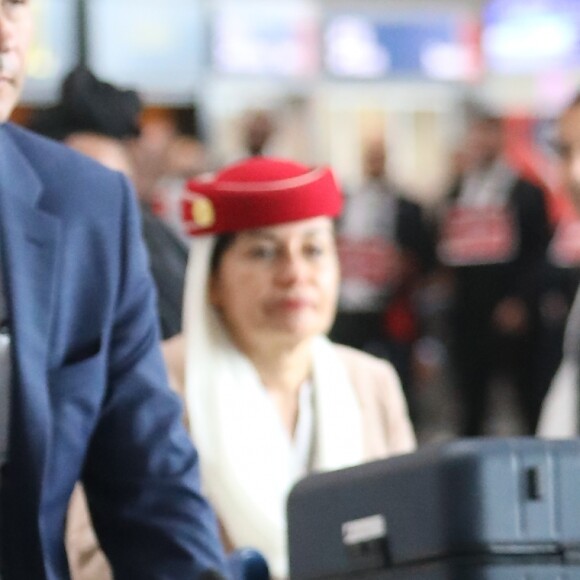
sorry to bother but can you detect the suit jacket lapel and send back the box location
[0,126,61,504]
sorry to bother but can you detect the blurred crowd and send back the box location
[25,65,576,443]
[16,63,580,577]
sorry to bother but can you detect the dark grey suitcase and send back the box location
[287,438,580,579]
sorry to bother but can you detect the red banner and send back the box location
[338,237,401,286]
[438,205,518,266]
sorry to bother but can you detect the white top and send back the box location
[458,160,515,208]
[291,382,315,480]
[537,286,580,438]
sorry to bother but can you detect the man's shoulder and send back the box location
[5,123,125,188]
[395,194,423,218]
[4,123,129,215]
[7,123,88,166]
[508,175,549,214]
[6,122,68,154]
[509,171,546,198]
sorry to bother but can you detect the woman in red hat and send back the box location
[163,157,416,579]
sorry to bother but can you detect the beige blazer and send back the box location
[160,337,416,456]
[334,343,416,459]
[66,338,416,580]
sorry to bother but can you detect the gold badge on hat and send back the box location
[191,196,216,228]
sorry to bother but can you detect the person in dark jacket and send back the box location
[437,111,553,436]
[28,66,188,339]
[331,139,434,418]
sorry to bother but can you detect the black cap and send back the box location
[28,66,142,141]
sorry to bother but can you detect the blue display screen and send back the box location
[483,0,580,73]
[323,13,479,81]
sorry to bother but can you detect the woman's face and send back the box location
[210,217,340,353]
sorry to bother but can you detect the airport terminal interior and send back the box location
[15,0,580,444]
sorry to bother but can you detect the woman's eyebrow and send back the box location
[242,230,278,241]
[242,225,333,241]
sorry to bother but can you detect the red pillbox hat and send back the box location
[182,157,343,236]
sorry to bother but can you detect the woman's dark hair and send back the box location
[210,233,237,274]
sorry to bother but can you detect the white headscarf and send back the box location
[182,235,365,579]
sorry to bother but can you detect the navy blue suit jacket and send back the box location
[0,123,226,579]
